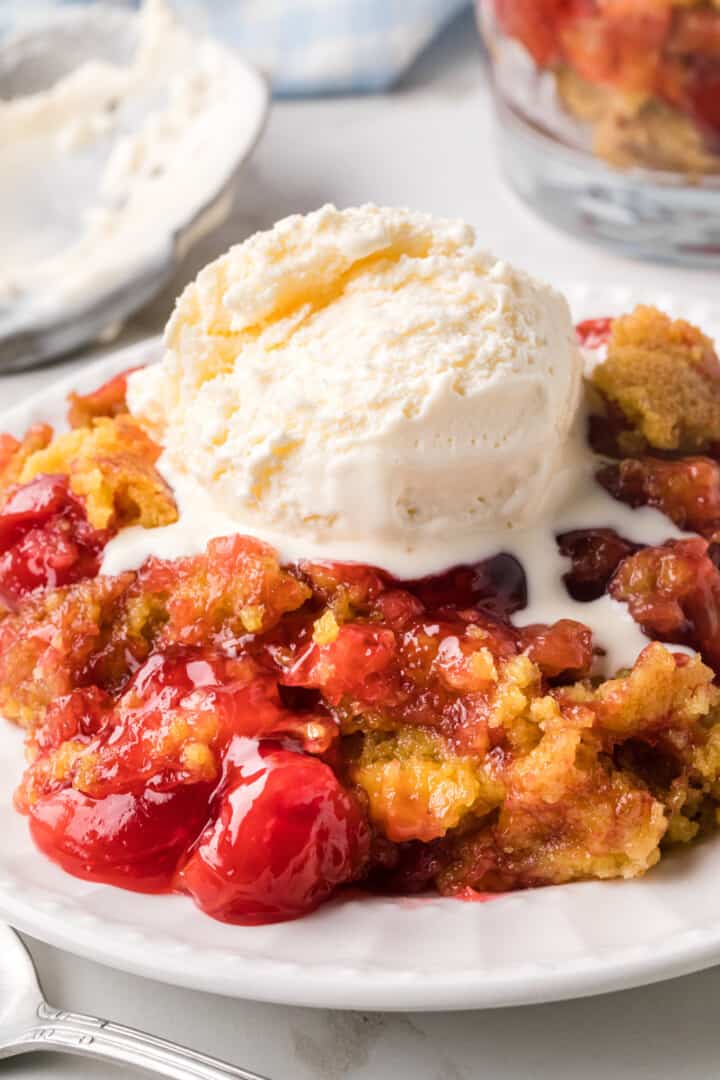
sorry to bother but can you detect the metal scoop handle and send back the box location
[4,1000,269,1080]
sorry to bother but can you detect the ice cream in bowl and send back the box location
[3,205,720,925]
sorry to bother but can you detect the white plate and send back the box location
[1,283,720,1011]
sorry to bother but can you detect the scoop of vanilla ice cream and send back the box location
[128,204,582,563]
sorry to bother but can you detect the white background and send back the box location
[4,11,719,1078]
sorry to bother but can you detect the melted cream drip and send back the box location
[102,397,690,676]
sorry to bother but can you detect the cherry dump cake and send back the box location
[3,206,720,926]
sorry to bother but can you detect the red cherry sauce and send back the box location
[400,553,527,620]
[576,317,613,350]
[29,783,215,893]
[0,473,109,609]
[26,650,369,922]
[177,738,369,925]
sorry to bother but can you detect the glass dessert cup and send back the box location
[478,1,720,266]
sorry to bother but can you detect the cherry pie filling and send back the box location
[4,304,720,924]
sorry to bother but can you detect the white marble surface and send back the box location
[2,11,719,1078]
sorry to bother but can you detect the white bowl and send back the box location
[0,3,268,371]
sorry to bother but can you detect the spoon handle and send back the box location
[15,1001,269,1080]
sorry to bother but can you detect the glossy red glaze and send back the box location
[25,651,364,922]
[283,623,397,706]
[400,553,527,619]
[26,649,340,804]
[34,686,112,756]
[0,473,108,609]
[176,739,369,925]
[28,783,214,893]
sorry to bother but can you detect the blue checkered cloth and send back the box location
[1,0,471,95]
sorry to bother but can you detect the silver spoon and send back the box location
[0,924,268,1079]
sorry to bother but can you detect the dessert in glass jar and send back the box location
[478,1,720,264]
